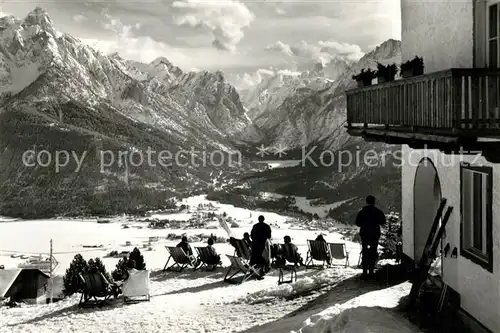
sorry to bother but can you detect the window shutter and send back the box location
[475,0,487,67]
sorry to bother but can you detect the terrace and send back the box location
[345,68,500,162]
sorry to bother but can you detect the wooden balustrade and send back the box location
[346,68,500,137]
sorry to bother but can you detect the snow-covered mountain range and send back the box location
[228,39,403,223]
[239,57,352,120]
[0,8,261,217]
[245,38,401,150]
[0,7,402,220]
[0,8,261,147]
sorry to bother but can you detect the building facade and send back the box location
[401,1,499,332]
[346,0,500,331]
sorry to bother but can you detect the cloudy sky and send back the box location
[0,0,401,88]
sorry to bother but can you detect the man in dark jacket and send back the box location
[250,215,272,276]
[356,195,386,278]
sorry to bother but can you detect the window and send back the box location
[460,164,493,272]
[487,1,499,67]
[486,1,500,117]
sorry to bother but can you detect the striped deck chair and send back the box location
[195,247,222,271]
[79,272,114,308]
[277,243,299,285]
[305,240,331,269]
[224,255,261,284]
[328,243,350,268]
[163,246,195,272]
[233,238,251,261]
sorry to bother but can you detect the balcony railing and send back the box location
[346,68,500,137]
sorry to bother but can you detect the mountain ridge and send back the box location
[0,7,259,218]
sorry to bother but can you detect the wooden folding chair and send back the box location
[277,243,300,284]
[163,246,195,272]
[328,243,350,268]
[224,255,261,284]
[195,247,222,271]
[233,238,251,261]
[79,272,114,308]
[305,240,331,269]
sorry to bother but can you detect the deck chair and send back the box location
[328,243,350,268]
[233,239,251,261]
[79,272,114,308]
[305,240,331,269]
[163,246,195,272]
[277,243,300,285]
[224,255,261,284]
[122,269,151,303]
[195,247,222,271]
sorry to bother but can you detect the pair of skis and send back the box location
[408,198,453,308]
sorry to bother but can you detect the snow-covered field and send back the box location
[0,195,421,333]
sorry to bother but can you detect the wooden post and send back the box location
[49,239,53,304]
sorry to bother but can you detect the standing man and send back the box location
[250,215,272,276]
[356,195,386,279]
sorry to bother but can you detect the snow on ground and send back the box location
[255,160,301,169]
[0,195,420,333]
[243,282,421,333]
[296,283,419,333]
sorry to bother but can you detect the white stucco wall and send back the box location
[402,146,500,332]
[401,0,474,71]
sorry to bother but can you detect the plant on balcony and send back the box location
[376,62,398,83]
[352,68,376,87]
[400,56,424,78]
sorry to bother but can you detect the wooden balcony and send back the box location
[345,68,500,162]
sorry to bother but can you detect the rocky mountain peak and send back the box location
[366,39,401,62]
[22,7,53,28]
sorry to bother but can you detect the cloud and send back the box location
[0,6,11,18]
[232,67,303,90]
[264,41,293,57]
[73,14,87,23]
[171,0,254,52]
[317,41,364,59]
[265,40,364,64]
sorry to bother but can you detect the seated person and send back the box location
[315,234,331,265]
[243,232,252,248]
[205,238,222,266]
[282,235,304,266]
[176,236,197,265]
[229,236,251,258]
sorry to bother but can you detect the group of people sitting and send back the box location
[174,215,339,277]
[176,235,222,269]
[175,195,386,280]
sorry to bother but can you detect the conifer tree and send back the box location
[128,247,146,270]
[112,256,129,281]
[88,257,111,282]
[63,254,88,296]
